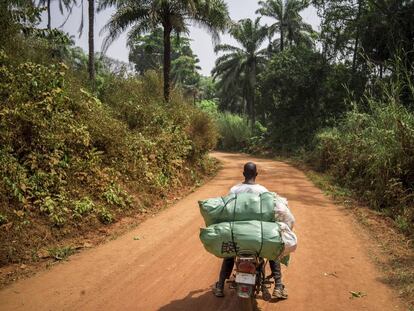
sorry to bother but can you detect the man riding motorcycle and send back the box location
[212,162,294,299]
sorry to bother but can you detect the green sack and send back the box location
[198,192,276,227]
[199,220,284,260]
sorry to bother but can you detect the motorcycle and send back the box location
[228,250,272,311]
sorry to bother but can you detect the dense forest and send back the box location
[209,0,414,238]
[0,0,413,270]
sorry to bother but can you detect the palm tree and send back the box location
[77,0,95,83]
[38,0,77,30]
[257,0,315,52]
[88,0,94,82]
[212,18,268,126]
[100,0,229,102]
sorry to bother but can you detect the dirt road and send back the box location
[0,153,406,311]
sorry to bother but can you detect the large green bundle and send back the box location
[198,192,276,227]
[200,220,284,260]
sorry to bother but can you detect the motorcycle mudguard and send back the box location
[236,283,254,298]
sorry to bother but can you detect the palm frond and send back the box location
[214,43,242,54]
[101,4,152,51]
[126,19,156,47]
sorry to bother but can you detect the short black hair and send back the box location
[243,162,257,179]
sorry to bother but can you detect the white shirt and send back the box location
[229,183,269,195]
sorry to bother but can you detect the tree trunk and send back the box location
[280,23,284,51]
[267,35,273,55]
[352,0,362,73]
[88,0,95,83]
[47,0,51,29]
[249,61,257,129]
[163,23,172,102]
[250,94,256,128]
[321,2,327,60]
[352,35,359,72]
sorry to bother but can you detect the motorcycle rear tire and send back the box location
[238,297,255,311]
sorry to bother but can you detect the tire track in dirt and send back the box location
[0,152,406,310]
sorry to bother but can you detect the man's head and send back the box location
[243,162,258,181]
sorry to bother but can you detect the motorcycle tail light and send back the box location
[241,285,250,292]
[238,261,256,274]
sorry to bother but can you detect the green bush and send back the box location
[196,100,219,116]
[0,9,220,265]
[187,109,219,160]
[72,197,95,218]
[97,206,114,224]
[216,112,253,151]
[312,70,414,235]
[0,47,218,234]
[258,47,361,152]
[0,52,93,226]
[102,183,132,209]
[98,71,218,190]
[213,112,267,152]
[48,246,75,261]
[0,214,8,225]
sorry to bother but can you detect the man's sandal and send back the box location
[272,285,288,299]
[213,282,224,297]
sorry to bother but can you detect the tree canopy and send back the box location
[128,28,201,94]
[100,0,229,101]
[257,0,316,51]
[212,18,268,125]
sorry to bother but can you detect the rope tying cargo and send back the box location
[258,193,264,257]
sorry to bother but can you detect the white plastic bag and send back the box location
[278,222,298,257]
[274,195,295,229]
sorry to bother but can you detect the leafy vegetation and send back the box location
[213,18,268,125]
[311,65,414,235]
[209,0,414,237]
[0,4,219,266]
[257,0,316,51]
[48,246,75,261]
[216,113,253,151]
[1,0,413,280]
[258,47,355,151]
[128,28,202,97]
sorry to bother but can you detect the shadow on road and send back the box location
[157,287,281,311]
[157,287,234,311]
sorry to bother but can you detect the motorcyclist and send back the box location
[213,162,291,299]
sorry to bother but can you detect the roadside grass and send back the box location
[48,246,76,261]
[280,157,414,308]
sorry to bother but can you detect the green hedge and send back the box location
[311,76,414,235]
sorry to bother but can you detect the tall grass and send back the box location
[216,112,253,151]
[312,63,414,235]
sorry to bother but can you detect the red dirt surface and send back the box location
[0,152,406,310]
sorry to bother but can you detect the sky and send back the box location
[41,0,320,76]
